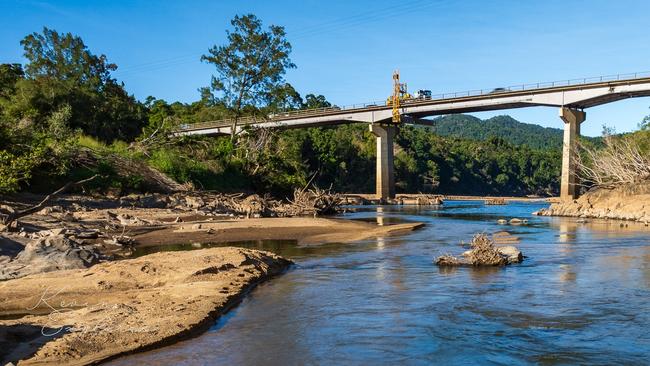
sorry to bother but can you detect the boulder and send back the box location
[120,194,168,208]
[497,246,523,264]
[119,194,142,207]
[1,236,100,280]
[140,194,169,208]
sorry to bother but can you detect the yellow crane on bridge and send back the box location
[388,70,410,123]
[387,71,432,123]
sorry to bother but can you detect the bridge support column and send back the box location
[370,124,396,200]
[559,107,585,201]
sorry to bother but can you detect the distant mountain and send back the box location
[421,114,574,150]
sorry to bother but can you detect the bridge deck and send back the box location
[178,72,650,134]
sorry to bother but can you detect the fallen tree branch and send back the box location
[1,174,99,229]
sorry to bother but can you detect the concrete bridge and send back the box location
[176,72,650,201]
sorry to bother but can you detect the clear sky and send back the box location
[2,0,649,136]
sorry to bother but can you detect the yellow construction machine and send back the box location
[386,71,431,123]
[386,70,409,123]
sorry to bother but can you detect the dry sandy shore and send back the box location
[133,217,425,247]
[0,247,291,365]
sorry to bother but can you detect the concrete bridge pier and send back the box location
[370,124,396,200]
[559,107,586,201]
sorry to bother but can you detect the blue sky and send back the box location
[1,0,649,136]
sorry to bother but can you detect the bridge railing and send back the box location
[430,71,650,100]
[178,70,650,131]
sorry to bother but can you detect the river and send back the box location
[109,201,650,365]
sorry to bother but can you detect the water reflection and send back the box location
[110,201,650,366]
[558,263,577,283]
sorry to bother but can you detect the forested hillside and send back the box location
[427,114,598,150]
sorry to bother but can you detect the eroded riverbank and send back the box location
[535,181,650,223]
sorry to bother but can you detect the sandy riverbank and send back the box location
[0,192,425,365]
[133,217,424,247]
[0,247,291,365]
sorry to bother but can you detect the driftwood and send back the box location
[283,186,343,217]
[173,187,342,218]
[485,198,506,205]
[0,175,99,230]
[435,233,508,267]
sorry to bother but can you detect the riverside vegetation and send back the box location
[1,18,574,202]
[2,16,647,202]
[536,124,650,223]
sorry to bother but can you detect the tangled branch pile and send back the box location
[576,135,650,188]
[281,186,343,217]
[435,233,515,266]
[465,233,507,266]
[164,188,343,218]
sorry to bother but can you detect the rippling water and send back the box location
[110,201,650,365]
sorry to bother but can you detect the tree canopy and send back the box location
[1,27,146,142]
[201,14,296,138]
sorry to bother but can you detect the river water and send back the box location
[110,201,650,365]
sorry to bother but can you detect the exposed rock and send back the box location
[536,181,650,222]
[37,205,62,215]
[343,195,369,205]
[0,235,100,280]
[106,211,154,226]
[0,204,15,213]
[60,212,77,222]
[497,246,523,264]
[73,229,100,239]
[49,228,67,236]
[104,234,135,246]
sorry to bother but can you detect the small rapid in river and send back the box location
[109,201,650,365]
